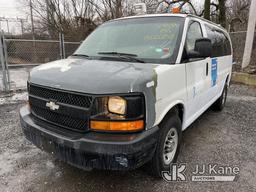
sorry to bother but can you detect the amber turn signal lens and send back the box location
[90,120,144,132]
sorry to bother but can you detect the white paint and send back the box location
[37,59,75,72]
[146,81,155,88]
[153,64,186,127]
[113,13,187,22]
[0,92,28,105]
[153,16,233,131]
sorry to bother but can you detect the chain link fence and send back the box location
[64,41,81,58]
[229,31,256,71]
[5,39,80,65]
[0,33,81,93]
[5,39,61,64]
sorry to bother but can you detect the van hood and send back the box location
[30,58,159,94]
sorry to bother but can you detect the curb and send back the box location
[231,72,256,87]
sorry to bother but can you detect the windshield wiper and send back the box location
[98,52,137,57]
[98,52,145,63]
[72,54,90,58]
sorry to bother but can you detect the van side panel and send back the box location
[152,16,233,131]
[175,18,232,130]
[202,22,233,107]
[183,55,232,128]
[153,64,187,127]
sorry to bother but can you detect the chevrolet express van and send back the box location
[20,14,232,177]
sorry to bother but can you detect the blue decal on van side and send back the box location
[211,58,218,87]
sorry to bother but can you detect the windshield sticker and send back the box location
[211,58,218,87]
[155,48,162,53]
[163,48,170,54]
[155,48,170,54]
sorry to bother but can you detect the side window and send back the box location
[186,21,203,52]
[223,33,232,55]
[205,25,231,57]
[205,25,218,57]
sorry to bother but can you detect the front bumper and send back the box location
[20,105,159,170]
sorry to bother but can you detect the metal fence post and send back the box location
[59,33,62,59]
[62,33,66,59]
[59,33,65,59]
[0,31,10,92]
[3,35,10,88]
[0,32,5,91]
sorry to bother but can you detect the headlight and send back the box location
[90,94,145,132]
[108,96,127,115]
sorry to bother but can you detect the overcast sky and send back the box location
[0,0,27,34]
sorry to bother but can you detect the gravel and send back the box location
[0,84,255,192]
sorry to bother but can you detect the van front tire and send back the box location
[148,111,182,177]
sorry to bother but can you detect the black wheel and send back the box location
[212,83,228,111]
[148,109,182,177]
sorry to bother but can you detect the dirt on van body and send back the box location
[0,84,256,192]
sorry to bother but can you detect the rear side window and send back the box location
[205,25,231,57]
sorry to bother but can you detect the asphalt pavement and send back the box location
[0,84,255,192]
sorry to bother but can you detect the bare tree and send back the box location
[204,0,211,20]
[227,0,250,31]
[88,0,125,21]
[21,0,236,41]
[21,0,97,41]
[219,0,227,28]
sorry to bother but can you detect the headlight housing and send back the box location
[108,96,127,115]
[90,94,145,132]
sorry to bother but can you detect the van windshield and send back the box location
[74,17,185,64]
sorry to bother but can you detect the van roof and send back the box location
[113,13,226,31]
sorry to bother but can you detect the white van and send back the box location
[20,14,233,177]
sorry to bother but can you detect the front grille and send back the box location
[29,84,93,108]
[28,83,93,132]
[31,107,88,131]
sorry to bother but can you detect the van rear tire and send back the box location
[147,110,182,178]
[212,83,228,111]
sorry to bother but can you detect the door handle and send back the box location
[206,63,209,76]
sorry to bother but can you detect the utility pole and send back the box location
[6,20,9,34]
[46,0,51,38]
[29,0,37,63]
[17,18,26,35]
[241,0,256,69]
[29,0,35,40]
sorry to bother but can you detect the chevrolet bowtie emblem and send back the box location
[46,101,60,111]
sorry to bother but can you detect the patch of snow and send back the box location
[0,92,28,105]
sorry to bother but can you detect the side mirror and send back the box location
[187,38,212,59]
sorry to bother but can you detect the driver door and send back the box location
[184,20,211,126]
